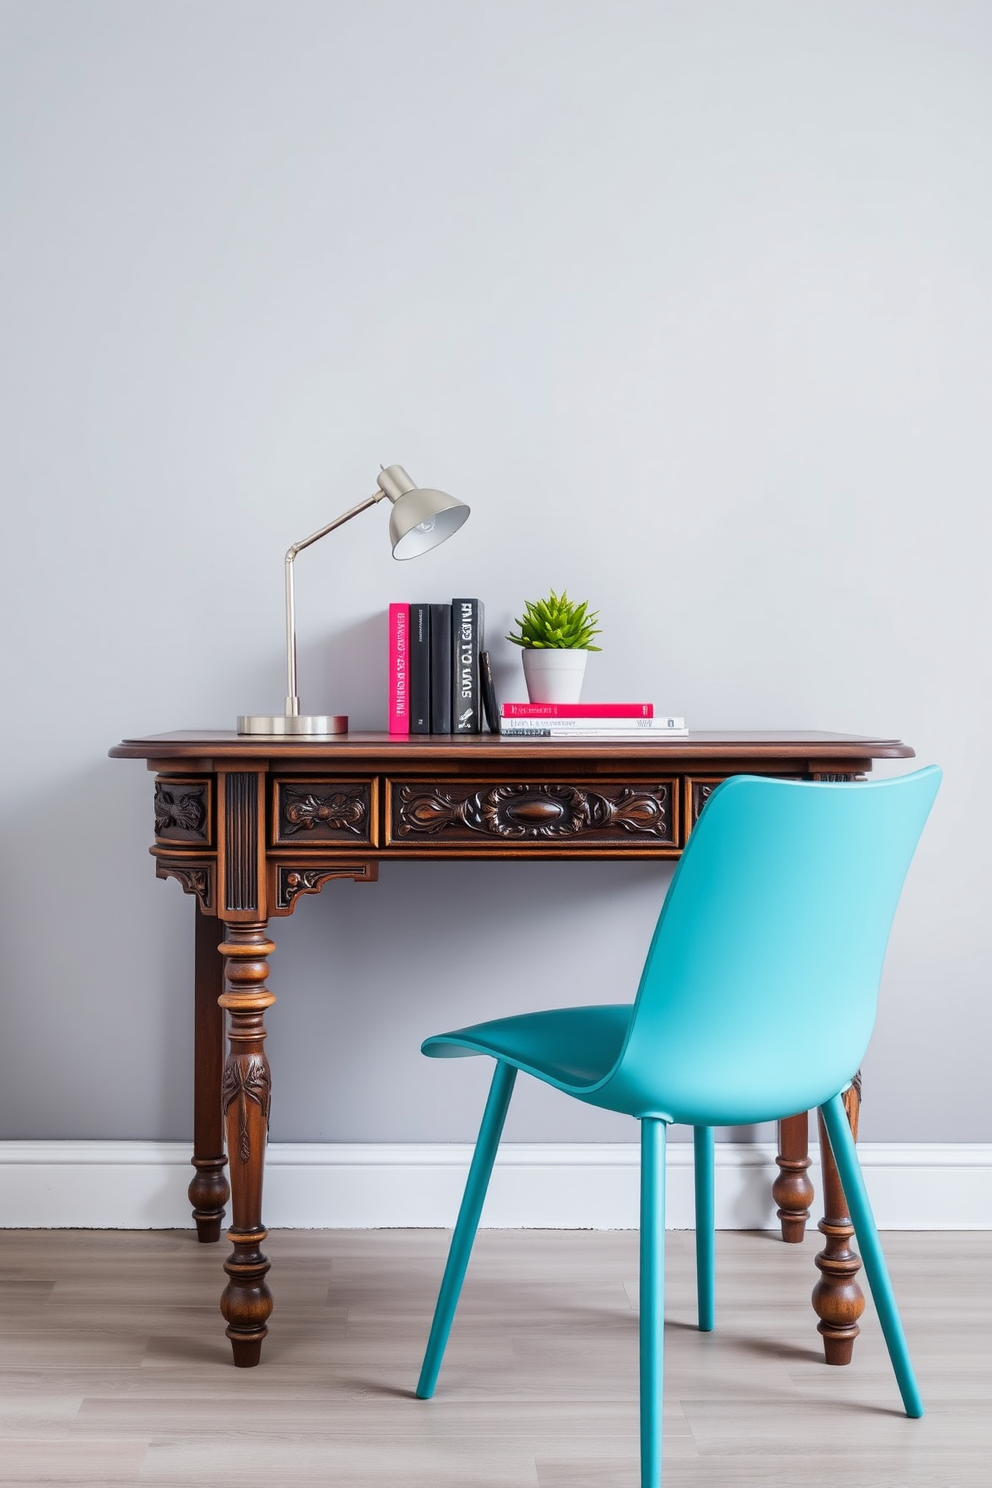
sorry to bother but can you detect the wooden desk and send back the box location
[110,729,913,1368]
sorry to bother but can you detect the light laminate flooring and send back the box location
[0,1227,988,1486]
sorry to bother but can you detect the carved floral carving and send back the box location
[395,782,672,841]
[156,861,212,909]
[277,863,377,910]
[154,781,208,839]
[221,1054,271,1164]
[278,784,368,838]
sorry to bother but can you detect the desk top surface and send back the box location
[110,729,914,765]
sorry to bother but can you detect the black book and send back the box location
[479,650,499,733]
[429,603,452,733]
[409,603,432,734]
[451,598,484,734]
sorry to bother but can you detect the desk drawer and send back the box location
[685,775,802,832]
[388,778,678,849]
[272,778,377,847]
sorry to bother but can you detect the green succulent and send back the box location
[505,590,602,650]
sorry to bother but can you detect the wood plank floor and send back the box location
[0,1228,988,1486]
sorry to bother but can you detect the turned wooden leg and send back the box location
[189,907,230,1242]
[218,922,275,1367]
[812,1076,865,1365]
[774,1112,813,1243]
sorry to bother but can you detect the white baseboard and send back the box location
[1,1140,990,1230]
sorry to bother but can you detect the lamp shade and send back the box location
[390,490,470,558]
[377,465,470,559]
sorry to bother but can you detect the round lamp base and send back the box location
[237,714,349,737]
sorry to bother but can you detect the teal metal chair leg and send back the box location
[693,1125,715,1332]
[819,1093,924,1418]
[640,1117,667,1488]
[416,1061,517,1399]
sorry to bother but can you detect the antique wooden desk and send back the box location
[109,728,913,1368]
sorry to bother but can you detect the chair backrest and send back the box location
[599,768,941,1124]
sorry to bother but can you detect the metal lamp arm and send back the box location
[283,490,386,716]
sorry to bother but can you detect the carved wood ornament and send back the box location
[222,1055,272,1164]
[394,781,673,841]
[154,781,209,840]
[155,861,212,910]
[225,774,259,913]
[278,783,368,838]
[276,862,377,911]
[217,923,276,1366]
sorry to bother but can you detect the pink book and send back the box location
[500,702,654,719]
[388,603,410,734]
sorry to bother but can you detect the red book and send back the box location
[388,603,410,734]
[500,702,654,719]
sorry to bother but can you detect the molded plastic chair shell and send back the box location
[424,771,941,1124]
[415,768,941,1485]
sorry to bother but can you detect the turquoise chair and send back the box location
[414,768,941,1487]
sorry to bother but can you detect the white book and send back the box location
[500,716,686,734]
[500,726,690,740]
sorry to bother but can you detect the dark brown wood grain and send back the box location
[389,779,677,848]
[111,728,914,767]
[154,858,213,911]
[275,861,378,911]
[813,1078,865,1364]
[154,778,211,842]
[190,907,229,1243]
[218,921,276,1368]
[774,1112,813,1244]
[273,779,373,845]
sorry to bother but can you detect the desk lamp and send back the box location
[237,464,470,736]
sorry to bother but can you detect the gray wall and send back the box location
[1,1,989,1147]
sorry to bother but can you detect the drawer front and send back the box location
[685,775,802,832]
[686,777,726,830]
[154,777,212,845]
[272,778,377,847]
[388,779,678,848]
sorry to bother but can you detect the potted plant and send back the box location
[505,590,602,703]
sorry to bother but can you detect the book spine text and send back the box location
[388,603,410,735]
[451,598,484,734]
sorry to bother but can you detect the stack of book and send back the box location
[499,703,688,739]
[389,600,496,735]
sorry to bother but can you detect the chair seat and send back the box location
[423,1003,633,1092]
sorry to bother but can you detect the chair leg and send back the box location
[693,1125,715,1332]
[640,1117,667,1488]
[416,1060,517,1399]
[819,1093,923,1418]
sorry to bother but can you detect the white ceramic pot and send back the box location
[521,648,588,704]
